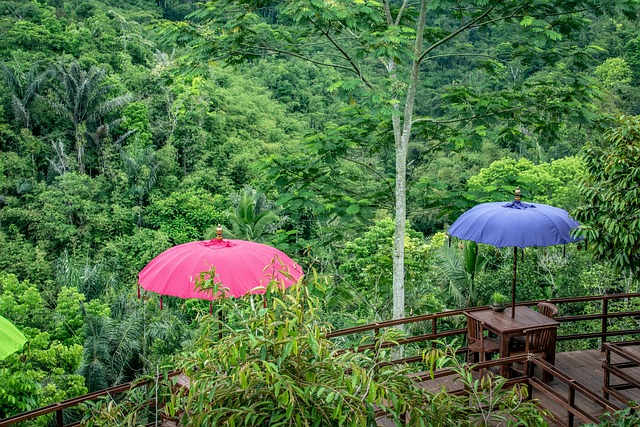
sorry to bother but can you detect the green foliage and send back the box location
[0,331,87,422]
[575,115,640,283]
[0,230,52,284]
[44,60,133,174]
[145,188,225,244]
[0,62,47,130]
[468,245,593,306]
[435,241,486,309]
[491,292,508,305]
[584,405,640,426]
[121,101,152,149]
[466,156,585,209]
[338,219,441,322]
[29,173,113,253]
[595,57,633,88]
[0,274,50,331]
[165,283,431,426]
[423,346,551,426]
[0,370,41,418]
[212,188,279,242]
[0,273,90,419]
[98,227,171,280]
[175,0,639,322]
[80,386,155,427]
[1,0,640,419]
[79,311,144,392]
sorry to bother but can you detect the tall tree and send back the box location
[168,0,638,320]
[575,114,640,285]
[0,63,46,130]
[44,61,132,174]
[215,188,279,242]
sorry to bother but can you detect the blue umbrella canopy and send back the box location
[448,190,581,317]
[448,200,581,248]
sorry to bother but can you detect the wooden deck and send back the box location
[376,349,640,427]
[4,294,640,427]
[536,350,639,426]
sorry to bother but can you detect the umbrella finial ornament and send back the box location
[216,224,223,240]
[503,187,533,209]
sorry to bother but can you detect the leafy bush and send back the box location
[584,405,640,427]
[423,346,551,426]
[171,282,430,426]
[81,281,553,426]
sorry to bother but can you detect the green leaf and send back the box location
[520,15,533,26]
[346,204,361,215]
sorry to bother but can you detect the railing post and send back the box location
[601,297,609,351]
[374,327,380,360]
[56,409,63,427]
[431,318,437,349]
[603,345,611,400]
[567,381,576,427]
[525,357,535,399]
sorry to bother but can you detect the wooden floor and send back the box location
[542,349,640,426]
[376,349,640,427]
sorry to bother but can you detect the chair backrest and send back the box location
[523,326,555,355]
[537,302,558,318]
[467,316,484,343]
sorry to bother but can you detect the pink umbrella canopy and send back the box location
[138,230,303,300]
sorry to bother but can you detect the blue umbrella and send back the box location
[448,189,581,317]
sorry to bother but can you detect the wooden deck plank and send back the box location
[377,350,640,427]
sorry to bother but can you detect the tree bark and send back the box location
[391,0,427,322]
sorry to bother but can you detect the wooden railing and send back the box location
[3,293,640,426]
[394,355,621,427]
[0,371,181,427]
[602,339,640,404]
[528,358,622,427]
[326,292,640,365]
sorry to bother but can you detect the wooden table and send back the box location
[464,306,559,378]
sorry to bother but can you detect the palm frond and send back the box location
[79,314,111,392]
[436,246,472,309]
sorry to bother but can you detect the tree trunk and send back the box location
[392,132,407,323]
[76,123,85,174]
[390,0,428,322]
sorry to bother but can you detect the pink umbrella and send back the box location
[138,226,303,306]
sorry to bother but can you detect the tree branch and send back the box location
[248,46,358,75]
[418,1,503,64]
[308,18,374,89]
[382,0,394,25]
[340,155,396,204]
[423,53,497,61]
[395,0,410,26]
[412,108,520,125]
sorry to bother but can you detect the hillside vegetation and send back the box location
[0,0,639,422]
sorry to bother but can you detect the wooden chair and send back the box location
[467,317,500,376]
[509,326,556,380]
[511,302,559,350]
[537,302,558,318]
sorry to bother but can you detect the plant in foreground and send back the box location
[169,281,430,426]
[80,281,553,426]
[423,345,551,426]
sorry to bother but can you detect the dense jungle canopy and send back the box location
[1,0,640,423]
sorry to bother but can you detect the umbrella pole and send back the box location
[512,246,517,318]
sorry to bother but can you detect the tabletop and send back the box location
[465,306,559,334]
